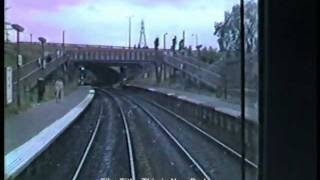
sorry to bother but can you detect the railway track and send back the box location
[71,105,104,180]
[15,87,258,180]
[97,88,210,179]
[138,95,258,169]
[72,90,135,180]
[117,89,258,180]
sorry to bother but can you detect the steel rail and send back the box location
[117,92,212,180]
[71,105,104,180]
[97,88,136,180]
[140,97,258,169]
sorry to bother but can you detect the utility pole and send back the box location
[128,15,134,49]
[192,34,198,47]
[163,32,168,49]
[183,30,185,41]
[30,33,32,43]
[62,30,65,51]
[11,24,24,108]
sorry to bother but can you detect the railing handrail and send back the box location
[165,55,222,78]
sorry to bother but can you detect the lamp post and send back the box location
[192,33,198,47]
[37,37,46,104]
[11,24,24,108]
[62,30,65,51]
[163,32,168,49]
[128,15,134,49]
[38,37,46,69]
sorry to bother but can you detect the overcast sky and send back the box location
[6,0,239,49]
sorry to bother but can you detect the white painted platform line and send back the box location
[5,90,95,180]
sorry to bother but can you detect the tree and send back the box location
[199,47,222,64]
[214,1,258,54]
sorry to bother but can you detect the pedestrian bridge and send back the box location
[65,46,222,89]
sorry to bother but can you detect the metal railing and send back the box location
[163,54,222,89]
[67,49,157,61]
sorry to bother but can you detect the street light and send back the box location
[11,24,24,108]
[128,15,134,49]
[62,30,65,51]
[163,32,168,49]
[38,37,46,69]
[192,33,198,48]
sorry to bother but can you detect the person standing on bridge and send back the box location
[171,36,177,55]
[154,37,159,51]
[188,45,192,56]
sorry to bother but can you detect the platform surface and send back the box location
[127,84,258,122]
[5,86,91,154]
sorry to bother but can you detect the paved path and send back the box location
[127,84,258,122]
[4,86,91,154]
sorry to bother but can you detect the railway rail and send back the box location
[140,96,258,169]
[116,89,258,180]
[71,89,135,180]
[98,88,210,179]
[15,87,257,180]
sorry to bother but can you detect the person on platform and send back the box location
[55,78,64,102]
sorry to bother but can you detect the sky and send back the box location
[5,0,239,49]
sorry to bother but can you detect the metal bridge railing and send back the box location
[67,49,158,62]
[163,55,222,89]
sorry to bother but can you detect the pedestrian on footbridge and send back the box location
[178,39,185,52]
[171,36,177,54]
[154,37,159,51]
[188,46,192,56]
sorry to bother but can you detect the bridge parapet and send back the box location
[67,48,160,62]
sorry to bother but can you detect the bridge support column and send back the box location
[163,65,166,78]
[182,72,186,78]
[172,67,177,77]
[160,64,165,81]
[154,64,161,84]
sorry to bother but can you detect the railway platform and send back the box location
[4,86,95,179]
[5,86,92,154]
[125,83,258,121]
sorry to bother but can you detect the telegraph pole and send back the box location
[11,24,24,108]
[163,32,168,49]
[128,15,134,49]
[183,30,185,41]
[62,30,65,51]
